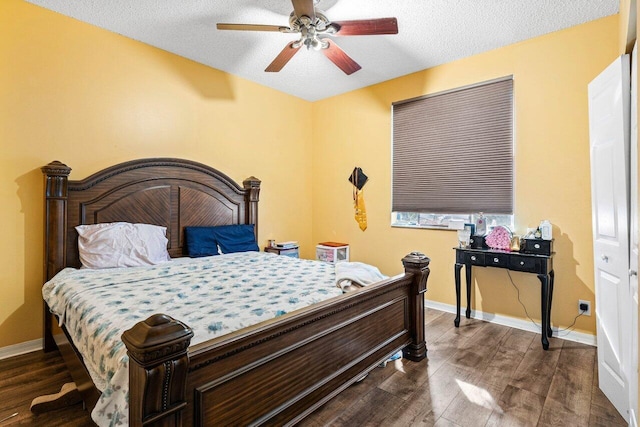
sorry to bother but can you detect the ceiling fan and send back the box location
[216,0,398,75]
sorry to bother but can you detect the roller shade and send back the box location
[392,78,514,215]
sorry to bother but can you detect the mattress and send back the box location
[43,251,343,426]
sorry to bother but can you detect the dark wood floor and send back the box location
[0,310,627,426]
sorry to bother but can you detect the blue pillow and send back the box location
[184,226,220,257]
[184,224,259,257]
[211,224,259,254]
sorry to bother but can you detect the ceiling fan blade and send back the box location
[291,0,316,21]
[329,18,398,36]
[217,23,289,32]
[265,42,302,72]
[321,40,361,75]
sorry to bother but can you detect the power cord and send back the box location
[506,270,585,336]
[506,270,540,328]
[556,310,586,337]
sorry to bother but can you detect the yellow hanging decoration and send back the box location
[349,167,369,231]
[354,188,367,231]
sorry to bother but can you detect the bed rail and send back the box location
[122,252,430,427]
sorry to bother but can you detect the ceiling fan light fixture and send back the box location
[217,0,398,74]
[310,37,327,51]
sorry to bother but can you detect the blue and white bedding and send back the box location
[42,251,344,427]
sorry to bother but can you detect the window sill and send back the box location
[391,223,457,231]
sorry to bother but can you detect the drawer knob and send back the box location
[493,257,499,263]
[471,256,476,261]
[520,261,525,266]
[601,254,609,262]
[534,243,540,249]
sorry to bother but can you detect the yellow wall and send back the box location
[0,0,621,349]
[0,0,313,347]
[312,15,619,335]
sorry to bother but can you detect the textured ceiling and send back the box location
[25,0,619,101]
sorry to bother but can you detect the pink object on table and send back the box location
[485,226,512,251]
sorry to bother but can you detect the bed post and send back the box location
[122,314,194,427]
[41,161,71,352]
[243,176,261,237]
[401,251,431,361]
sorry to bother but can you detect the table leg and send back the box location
[537,273,550,350]
[547,270,554,337]
[454,263,463,327]
[465,263,472,319]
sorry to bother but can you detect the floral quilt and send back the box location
[42,252,342,427]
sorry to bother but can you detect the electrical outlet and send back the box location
[578,300,591,316]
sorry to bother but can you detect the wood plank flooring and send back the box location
[0,350,91,426]
[0,309,627,426]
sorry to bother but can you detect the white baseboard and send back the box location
[0,339,42,360]
[0,302,597,360]
[425,299,597,347]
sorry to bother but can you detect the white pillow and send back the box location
[75,222,171,269]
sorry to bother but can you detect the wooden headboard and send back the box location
[42,158,261,279]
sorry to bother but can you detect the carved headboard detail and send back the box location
[42,158,261,278]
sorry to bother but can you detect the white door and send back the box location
[588,54,631,422]
[630,42,639,427]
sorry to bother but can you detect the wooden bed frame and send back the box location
[41,158,431,426]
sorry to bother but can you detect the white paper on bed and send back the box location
[43,252,344,427]
[335,261,388,291]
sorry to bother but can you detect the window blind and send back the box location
[392,77,514,215]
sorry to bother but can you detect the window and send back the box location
[391,77,514,229]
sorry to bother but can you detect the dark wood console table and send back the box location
[454,247,555,350]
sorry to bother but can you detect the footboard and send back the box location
[122,252,430,426]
